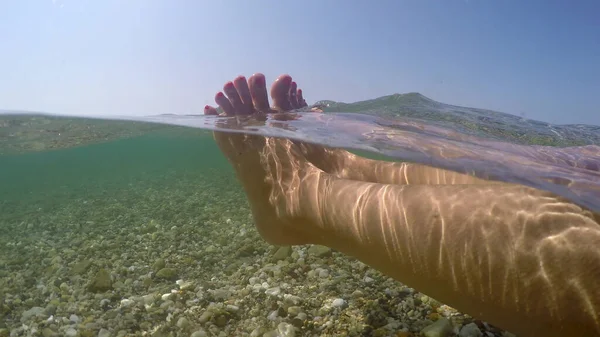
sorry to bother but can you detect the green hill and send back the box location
[314,93,600,147]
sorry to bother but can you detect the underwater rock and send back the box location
[277,322,297,337]
[20,306,45,322]
[41,327,57,337]
[176,317,190,329]
[190,330,207,337]
[214,313,229,327]
[421,318,453,337]
[307,245,332,257]
[152,259,166,273]
[272,246,292,261]
[71,259,93,275]
[87,268,113,293]
[459,323,483,337]
[235,243,256,257]
[155,267,178,280]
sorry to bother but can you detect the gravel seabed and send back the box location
[0,150,516,337]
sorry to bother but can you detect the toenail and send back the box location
[204,105,210,110]
[253,75,264,85]
[216,92,225,98]
[224,82,234,89]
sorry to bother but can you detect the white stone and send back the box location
[277,322,296,337]
[120,298,134,307]
[226,304,239,312]
[331,298,346,308]
[69,314,80,323]
[283,294,301,306]
[265,286,281,297]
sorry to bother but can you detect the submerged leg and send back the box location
[206,73,600,336]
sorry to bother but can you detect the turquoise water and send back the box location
[0,113,599,337]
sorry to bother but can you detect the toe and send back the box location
[297,89,307,107]
[270,74,293,111]
[215,91,235,116]
[248,73,271,112]
[204,105,219,115]
[289,81,299,109]
[223,81,247,115]
[233,75,254,115]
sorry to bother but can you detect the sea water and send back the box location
[0,111,598,336]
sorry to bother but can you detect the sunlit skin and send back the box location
[205,73,600,337]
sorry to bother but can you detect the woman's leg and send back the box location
[298,172,600,337]
[207,73,600,336]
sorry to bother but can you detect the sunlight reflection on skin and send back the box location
[256,136,600,336]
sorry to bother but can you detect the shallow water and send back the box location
[1,111,599,336]
[5,110,598,211]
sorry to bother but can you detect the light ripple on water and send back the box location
[3,110,600,212]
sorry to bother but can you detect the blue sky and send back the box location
[0,0,598,125]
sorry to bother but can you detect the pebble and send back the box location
[190,330,208,337]
[225,304,239,312]
[176,317,190,329]
[277,322,296,337]
[331,298,346,308]
[272,246,292,261]
[198,310,212,323]
[459,323,483,337]
[287,306,301,316]
[422,318,454,337]
[41,328,56,337]
[307,245,332,257]
[155,267,178,280]
[21,307,45,322]
[176,279,194,291]
[142,294,155,305]
[97,329,110,337]
[265,286,281,297]
[283,294,301,306]
[64,327,78,337]
[120,298,134,307]
[68,314,80,324]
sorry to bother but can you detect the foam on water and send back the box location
[3,110,600,212]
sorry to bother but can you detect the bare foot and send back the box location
[205,73,325,246]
